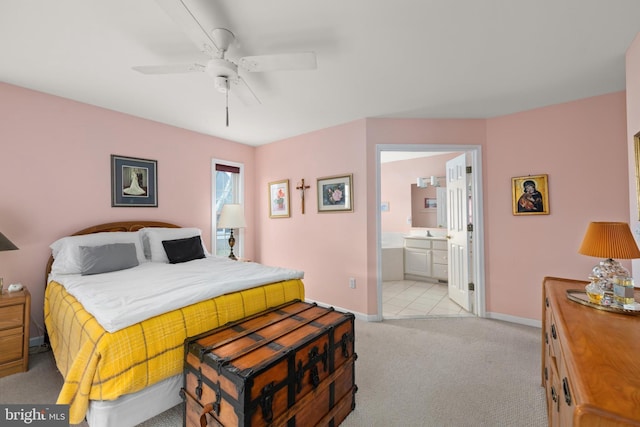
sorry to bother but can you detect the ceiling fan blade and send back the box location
[154,0,218,56]
[238,52,317,72]
[230,76,261,106]
[132,64,205,75]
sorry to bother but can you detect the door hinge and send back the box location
[467,223,473,232]
[468,282,475,291]
[466,166,472,174]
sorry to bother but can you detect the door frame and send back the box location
[375,144,486,320]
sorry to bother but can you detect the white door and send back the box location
[446,154,471,311]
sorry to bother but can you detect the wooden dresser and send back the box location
[542,277,640,426]
[0,287,30,378]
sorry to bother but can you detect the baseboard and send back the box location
[29,335,45,348]
[485,312,541,328]
[305,299,542,326]
[304,298,376,321]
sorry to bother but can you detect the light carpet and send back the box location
[0,317,547,426]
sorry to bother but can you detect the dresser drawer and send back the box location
[0,329,23,364]
[0,304,23,329]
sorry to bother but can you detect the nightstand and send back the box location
[0,287,30,377]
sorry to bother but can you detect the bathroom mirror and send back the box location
[411,184,447,228]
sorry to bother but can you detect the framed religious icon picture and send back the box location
[512,174,549,215]
[111,155,158,207]
[317,174,353,213]
[268,179,290,218]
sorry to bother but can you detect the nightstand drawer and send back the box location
[0,288,30,378]
[0,304,23,329]
[0,330,23,364]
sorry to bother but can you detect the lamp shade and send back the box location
[0,232,18,251]
[578,222,640,259]
[218,204,247,229]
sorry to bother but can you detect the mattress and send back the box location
[44,278,305,424]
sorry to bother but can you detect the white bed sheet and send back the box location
[48,256,303,333]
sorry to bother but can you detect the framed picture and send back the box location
[317,174,353,213]
[425,198,437,209]
[268,179,290,218]
[111,155,157,207]
[512,174,549,215]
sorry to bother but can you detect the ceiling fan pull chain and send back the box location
[226,81,229,127]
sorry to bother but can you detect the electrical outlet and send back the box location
[349,277,356,289]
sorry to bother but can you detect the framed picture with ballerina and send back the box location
[111,155,158,207]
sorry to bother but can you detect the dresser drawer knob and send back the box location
[562,377,572,406]
[551,386,560,412]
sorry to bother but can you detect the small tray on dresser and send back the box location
[566,289,640,315]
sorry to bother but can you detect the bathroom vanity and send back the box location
[404,236,448,282]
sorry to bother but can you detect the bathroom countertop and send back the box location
[404,235,447,240]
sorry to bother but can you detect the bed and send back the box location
[43,221,305,427]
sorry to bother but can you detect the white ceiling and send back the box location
[2,1,640,146]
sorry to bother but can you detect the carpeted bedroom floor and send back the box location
[0,317,547,426]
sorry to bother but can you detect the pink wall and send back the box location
[0,83,256,337]
[486,92,629,320]
[255,121,370,314]
[627,33,640,279]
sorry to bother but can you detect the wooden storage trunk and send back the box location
[182,300,357,427]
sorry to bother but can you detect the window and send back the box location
[212,160,244,257]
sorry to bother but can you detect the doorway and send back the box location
[376,144,486,320]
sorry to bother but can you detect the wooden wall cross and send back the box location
[296,179,311,214]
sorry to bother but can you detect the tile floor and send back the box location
[382,279,474,319]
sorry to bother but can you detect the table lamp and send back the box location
[217,204,247,260]
[578,222,640,294]
[0,232,19,294]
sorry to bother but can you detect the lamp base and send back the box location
[587,258,630,291]
[228,230,237,260]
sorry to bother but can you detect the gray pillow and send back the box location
[80,243,139,275]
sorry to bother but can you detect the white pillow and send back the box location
[139,227,210,263]
[50,231,146,275]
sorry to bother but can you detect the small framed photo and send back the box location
[111,155,157,207]
[512,174,549,215]
[269,179,290,218]
[317,174,353,213]
[425,198,437,209]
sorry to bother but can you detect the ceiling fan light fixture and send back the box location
[214,76,230,93]
[205,58,237,80]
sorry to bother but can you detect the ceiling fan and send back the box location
[133,0,317,126]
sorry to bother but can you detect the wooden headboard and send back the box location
[45,220,180,282]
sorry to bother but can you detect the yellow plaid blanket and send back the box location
[44,279,304,424]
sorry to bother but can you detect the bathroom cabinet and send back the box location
[404,237,448,282]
